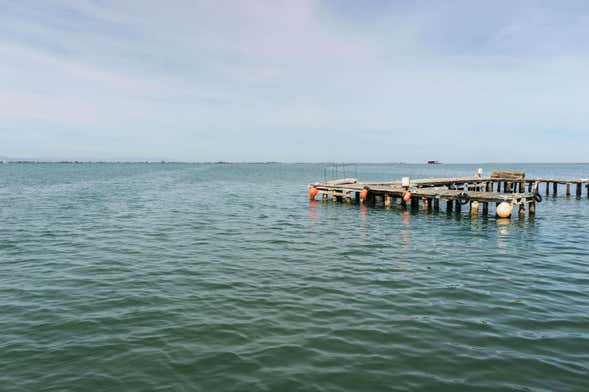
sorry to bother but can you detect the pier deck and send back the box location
[309,171,589,218]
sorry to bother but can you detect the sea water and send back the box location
[1,163,588,391]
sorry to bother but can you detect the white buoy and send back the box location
[496,202,513,218]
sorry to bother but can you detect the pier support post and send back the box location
[497,182,501,192]
[433,198,440,211]
[546,182,550,196]
[470,200,479,217]
[486,182,492,192]
[455,200,462,213]
[384,194,392,208]
[482,202,489,215]
[518,204,526,218]
[566,183,571,197]
[520,181,525,193]
[423,198,431,211]
[505,182,512,193]
[576,183,582,198]
[346,194,352,204]
[446,200,453,212]
[354,192,359,203]
[553,182,558,196]
[411,197,419,210]
[529,202,536,216]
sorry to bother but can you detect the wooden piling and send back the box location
[470,200,479,216]
[553,182,558,196]
[518,204,526,218]
[566,183,571,196]
[482,202,489,215]
[455,200,462,213]
[411,197,419,210]
[497,182,501,192]
[546,182,550,196]
[529,202,536,216]
[446,200,453,212]
[384,194,392,208]
[576,183,582,198]
[423,198,431,211]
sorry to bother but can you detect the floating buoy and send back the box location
[402,191,412,202]
[496,202,513,218]
[360,188,369,201]
[308,187,319,200]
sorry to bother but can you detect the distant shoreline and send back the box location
[2,160,589,165]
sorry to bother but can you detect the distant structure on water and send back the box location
[427,160,441,164]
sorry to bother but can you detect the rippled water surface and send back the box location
[1,163,588,391]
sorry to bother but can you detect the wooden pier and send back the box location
[308,171,589,218]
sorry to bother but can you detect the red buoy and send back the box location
[308,187,319,200]
[360,188,369,201]
[402,191,412,202]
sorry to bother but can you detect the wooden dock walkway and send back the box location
[308,171,589,218]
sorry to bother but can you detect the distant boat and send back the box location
[427,160,441,164]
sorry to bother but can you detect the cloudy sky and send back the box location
[1,0,588,162]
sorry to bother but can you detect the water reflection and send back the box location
[360,204,367,220]
[400,210,411,247]
[308,200,317,225]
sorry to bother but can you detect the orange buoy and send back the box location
[308,187,319,200]
[360,188,369,201]
[402,191,412,202]
[496,202,513,218]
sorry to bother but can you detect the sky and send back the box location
[1,0,588,162]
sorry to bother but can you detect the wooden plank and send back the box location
[491,171,525,179]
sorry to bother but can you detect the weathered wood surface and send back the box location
[491,171,525,179]
[324,178,358,185]
[313,176,589,189]
[311,174,589,210]
[313,183,534,204]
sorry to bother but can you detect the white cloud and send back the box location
[0,0,588,161]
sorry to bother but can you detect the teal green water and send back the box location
[1,163,588,391]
